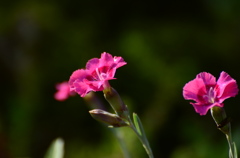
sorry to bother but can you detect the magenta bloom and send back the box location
[54,81,75,101]
[183,71,238,115]
[69,52,127,97]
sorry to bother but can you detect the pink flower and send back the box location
[54,81,75,101]
[183,71,238,115]
[69,52,127,97]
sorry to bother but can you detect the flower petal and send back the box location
[183,78,207,103]
[216,71,239,102]
[84,79,105,90]
[69,69,89,87]
[69,69,94,96]
[54,82,71,101]
[86,58,100,71]
[113,56,127,68]
[99,52,127,69]
[99,52,114,67]
[196,72,216,86]
[191,102,223,115]
[73,81,93,97]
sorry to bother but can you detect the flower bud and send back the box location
[210,106,231,135]
[89,109,129,127]
[103,87,129,119]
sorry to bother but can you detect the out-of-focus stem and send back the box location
[128,117,154,158]
[111,128,131,158]
[226,133,234,158]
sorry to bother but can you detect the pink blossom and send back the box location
[183,71,238,115]
[54,81,75,101]
[69,52,127,97]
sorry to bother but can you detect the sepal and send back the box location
[103,87,129,119]
[210,106,230,135]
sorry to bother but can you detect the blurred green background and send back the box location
[1,0,240,158]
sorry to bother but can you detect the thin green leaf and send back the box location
[44,138,64,158]
[233,142,238,158]
[133,113,144,136]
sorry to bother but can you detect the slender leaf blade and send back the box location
[133,113,143,136]
[44,138,64,158]
[233,142,238,158]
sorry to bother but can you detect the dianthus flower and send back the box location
[54,81,75,101]
[183,71,238,115]
[69,52,127,97]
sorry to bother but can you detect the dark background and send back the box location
[1,0,240,157]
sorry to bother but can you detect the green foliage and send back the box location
[44,138,64,158]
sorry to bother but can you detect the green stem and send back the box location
[226,134,234,158]
[210,107,238,158]
[110,128,131,158]
[225,126,237,158]
[128,117,154,158]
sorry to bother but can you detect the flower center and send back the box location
[204,87,215,104]
[95,68,107,80]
